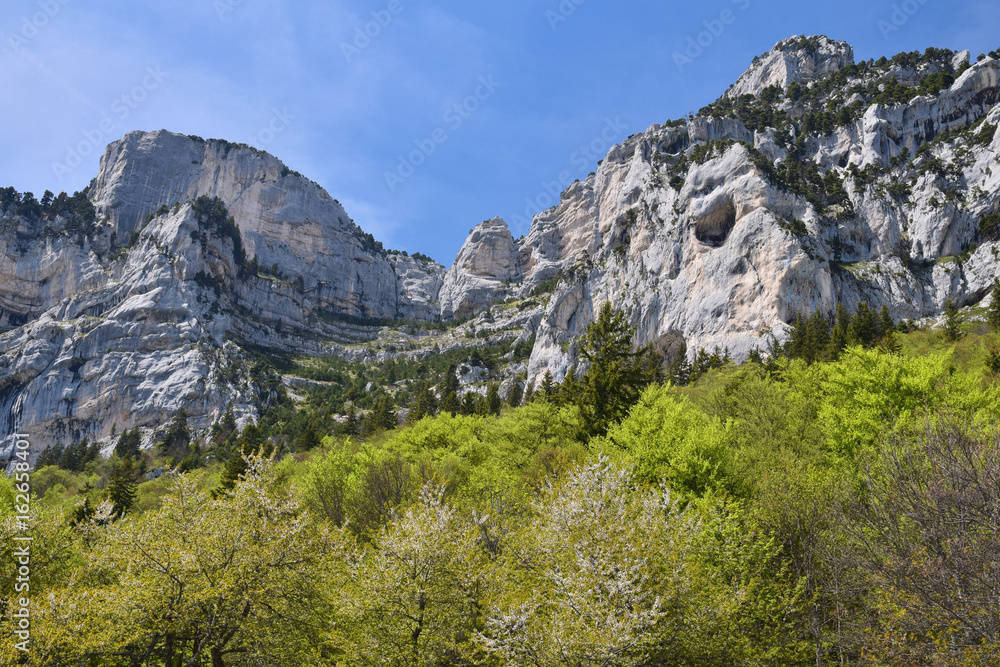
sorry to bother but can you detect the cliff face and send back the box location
[0,131,446,457]
[4,36,1000,461]
[441,41,1000,385]
[90,130,444,321]
[438,218,520,319]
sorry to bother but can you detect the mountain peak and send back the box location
[91,130,316,238]
[726,34,854,98]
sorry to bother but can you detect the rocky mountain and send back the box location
[3,35,1000,462]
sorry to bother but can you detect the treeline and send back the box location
[0,186,97,237]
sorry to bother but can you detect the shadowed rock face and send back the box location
[4,37,1000,459]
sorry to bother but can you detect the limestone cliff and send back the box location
[4,36,1000,462]
[0,132,445,458]
[438,39,1000,386]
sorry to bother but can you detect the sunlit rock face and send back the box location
[1,131,446,458]
[5,38,1000,457]
[438,43,1000,385]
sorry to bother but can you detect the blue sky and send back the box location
[1,1,997,263]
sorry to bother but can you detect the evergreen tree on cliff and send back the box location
[574,303,662,437]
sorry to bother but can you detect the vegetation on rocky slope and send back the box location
[5,298,1000,665]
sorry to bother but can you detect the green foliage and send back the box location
[12,303,1000,665]
[293,340,517,412]
[35,439,100,473]
[338,484,484,665]
[986,346,1000,375]
[606,384,730,496]
[22,457,334,666]
[783,301,901,364]
[484,459,705,665]
[981,212,1000,240]
[818,347,952,458]
[0,186,97,238]
[351,223,385,255]
[529,278,559,297]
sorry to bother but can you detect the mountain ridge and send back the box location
[3,34,1000,461]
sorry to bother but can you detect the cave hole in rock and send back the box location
[694,202,737,248]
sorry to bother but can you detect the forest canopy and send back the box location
[3,305,1000,666]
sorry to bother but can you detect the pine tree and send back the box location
[365,393,397,433]
[557,367,580,406]
[787,313,809,360]
[159,408,191,456]
[850,302,878,347]
[439,364,460,397]
[60,439,99,473]
[690,348,713,382]
[342,405,358,436]
[69,497,96,527]
[460,391,479,416]
[988,278,1000,333]
[296,421,321,451]
[507,381,524,408]
[439,390,460,416]
[576,302,662,436]
[407,383,438,424]
[114,428,142,460]
[35,444,64,469]
[539,371,555,400]
[668,342,691,386]
[107,457,138,519]
[878,305,895,340]
[480,383,502,416]
[211,408,237,446]
[216,423,264,495]
[808,309,831,362]
[828,322,849,361]
[943,299,964,342]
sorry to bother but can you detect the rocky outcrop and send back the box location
[439,218,520,318]
[435,46,1000,386]
[0,204,252,459]
[388,253,446,321]
[726,35,854,98]
[0,131,450,459]
[90,130,440,321]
